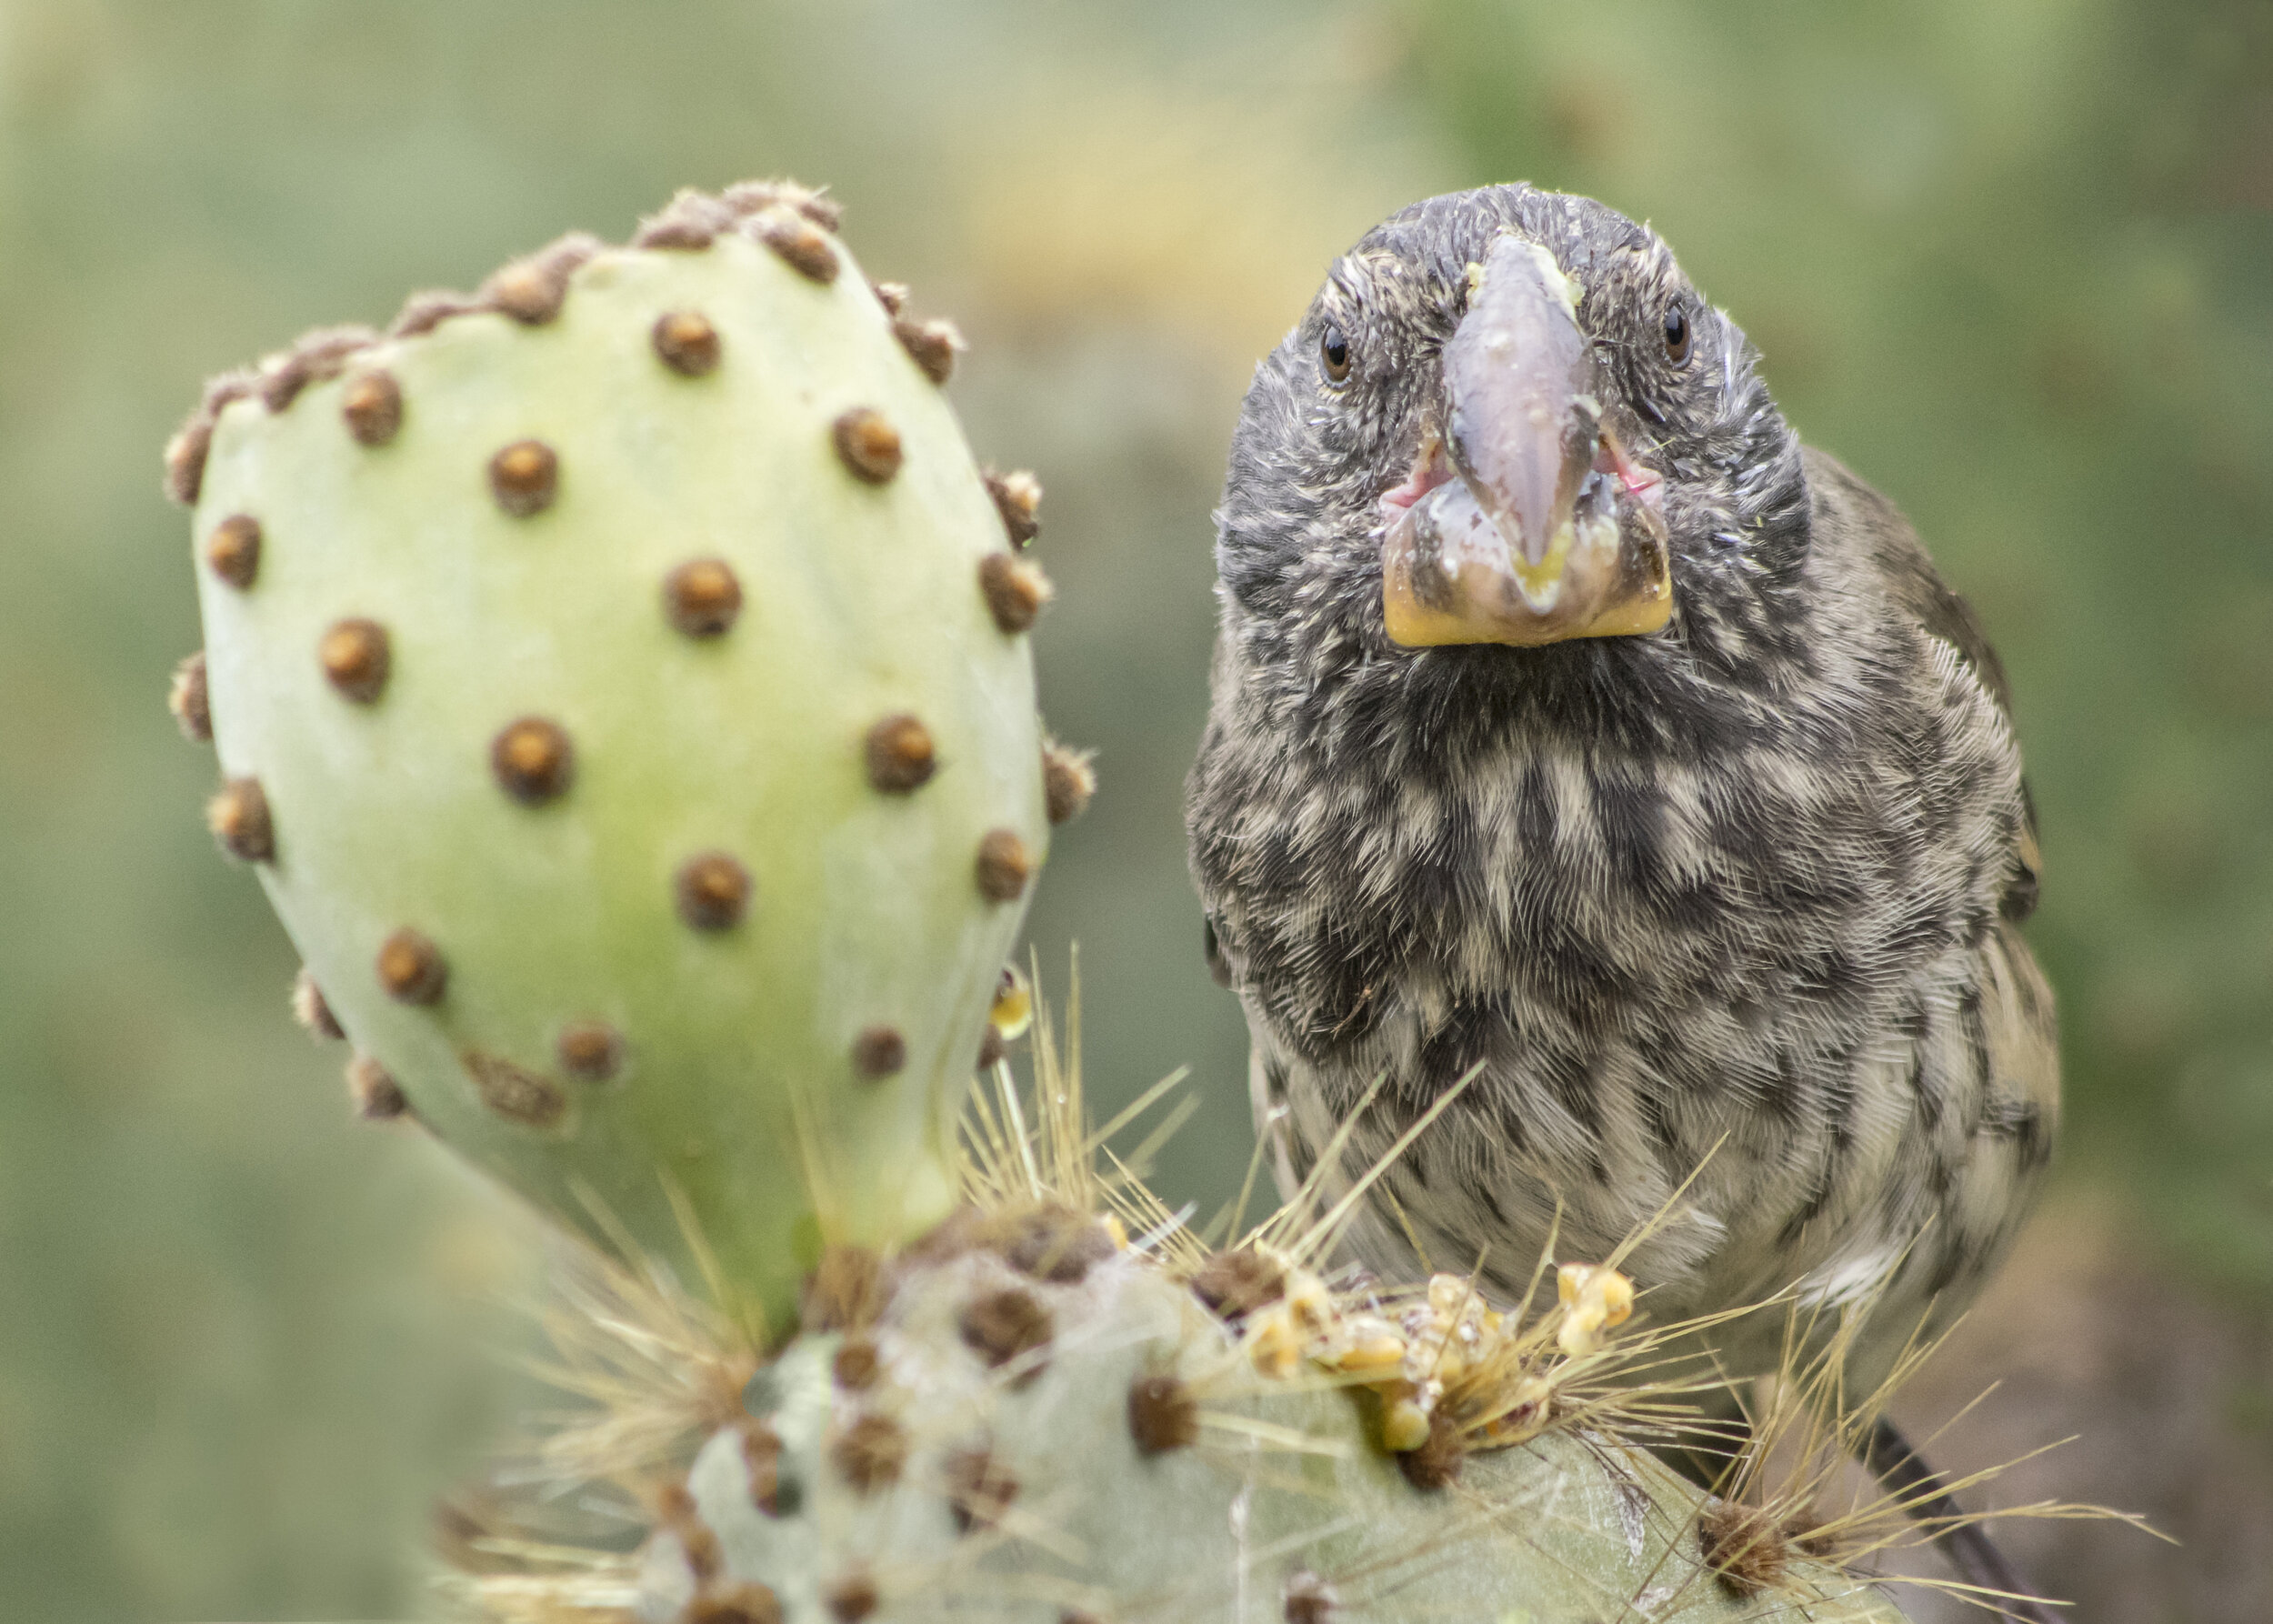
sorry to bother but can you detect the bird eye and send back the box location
[1662,304,1691,366]
[1320,323,1352,383]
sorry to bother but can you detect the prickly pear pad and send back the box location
[639,1255,1909,1624]
[187,199,1046,1328]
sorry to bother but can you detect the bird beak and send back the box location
[1381,234,1674,647]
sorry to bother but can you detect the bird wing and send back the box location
[1804,446,2042,920]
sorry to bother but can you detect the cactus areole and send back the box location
[171,184,1052,1333]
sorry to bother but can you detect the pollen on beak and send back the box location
[1382,234,1672,648]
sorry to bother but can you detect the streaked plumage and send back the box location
[1187,185,2057,1387]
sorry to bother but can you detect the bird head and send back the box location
[1218,186,1809,717]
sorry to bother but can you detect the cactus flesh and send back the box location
[175,184,1051,1330]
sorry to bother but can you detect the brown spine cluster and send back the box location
[205,777,274,862]
[893,316,963,385]
[663,558,743,637]
[1042,740,1096,825]
[318,618,391,704]
[675,852,752,930]
[850,1025,906,1080]
[1394,1408,1466,1490]
[830,1412,908,1493]
[978,552,1052,633]
[340,369,403,446]
[293,967,345,1041]
[823,1571,878,1624]
[688,1584,785,1624]
[1697,1498,1811,1598]
[375,927,447,1006]
[800,1245,884,1335]
[943,1446,1019,1532]
[488,439,559,516]
[984,467,1042,547]
[738,1418,793,1517]
[652,310,722,376]
[831,1337,882,1391]
[996,1203,1114,1282]
[1126,1373,1199,1455]
[655,1479,723,1587]
[1283,1570,1337,1624]
[550,1020,623,1083]
[863,713,936,792]
[722,178,842,231]
[345,1054,407,1120]
[482,233,602,325]
[739,180,842,231]
[956,1286,1053,1384]
[635,180,840,255]
[204,514,262,589]
[168,651,212,743]
[259,325,380,413]
[974,829,1033,903]
[754,209,840,284]
[1187,1248,1286,1322]
[390,290,482,338]
[489,717,576,805]
[634,188,735,250]
[463,1048,566,1128]
[163,370,255,506]
[832,406,902,483]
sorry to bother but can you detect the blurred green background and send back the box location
[1,2,2267,1619]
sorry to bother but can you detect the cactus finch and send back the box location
[1187,185,2058,1619]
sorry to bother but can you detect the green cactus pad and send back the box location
[637,1239,1909,1624]
[180,185,1048,1331]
